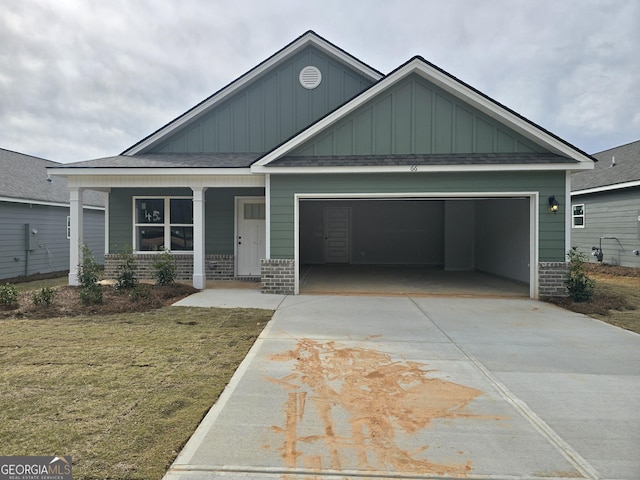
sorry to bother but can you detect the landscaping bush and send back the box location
[129,283,151,302]
[152,249,177,286]
[114,246,139,290]
[0,283,19,308]
[566,247,595,302]
[33,287,56,306]
[78,245,103,305]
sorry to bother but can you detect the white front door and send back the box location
[236,197,266,276]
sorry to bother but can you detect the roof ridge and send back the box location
[592,138,640,155]
[0,147,59,164]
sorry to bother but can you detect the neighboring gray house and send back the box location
[0,148,105,281]
[571,139,640,267]
[51,31,595,298]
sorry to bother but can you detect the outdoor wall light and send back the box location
[548,195,559,213]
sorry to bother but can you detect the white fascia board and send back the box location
[124,33,382,155]
[62,172,265,189]
[571,180,640,196]
[255,58,594,167]
[252,162,590,175]
[0,196,104,210]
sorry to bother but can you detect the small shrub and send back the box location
[566,247,595,302]
[0,283,19,308]
[152,249,177,286]
[33,287,56,306]
[80,284,103,306]
[78,245,103,305]
[129,284,151,302]
[115,247,139,290]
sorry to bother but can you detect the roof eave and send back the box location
[48,167,256,177]
[251,162,590,175]
[572,180,640,196]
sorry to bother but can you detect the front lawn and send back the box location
[0,292,271,479]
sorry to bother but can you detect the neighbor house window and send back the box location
[572,204,585,228]
[134,197,193,251]
[66,216,71,239]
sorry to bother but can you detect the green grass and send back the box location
[12,275,69,292]
[0,306,271,479]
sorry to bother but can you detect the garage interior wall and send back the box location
[299,198,529,284]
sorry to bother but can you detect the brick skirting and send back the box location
[104,254,236,282]
[538,261,569,297]
[261,259,295,294]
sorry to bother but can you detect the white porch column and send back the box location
[68,187,84,286]
[192,187,207,289]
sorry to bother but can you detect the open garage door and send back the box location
[298,197,532,296]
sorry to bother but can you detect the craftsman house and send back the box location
[50,31,595,297]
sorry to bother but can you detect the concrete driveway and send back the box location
[166,292,640,479]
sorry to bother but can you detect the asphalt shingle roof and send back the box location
[54,153,261,169]
[0,148,105,207]
[572,139,640,192]
[269,152,576,167]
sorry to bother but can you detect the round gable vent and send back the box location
[299,66,322,89]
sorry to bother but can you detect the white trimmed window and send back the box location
[572,204,585,228]
[66,216,71,239]
[134,197,193,252]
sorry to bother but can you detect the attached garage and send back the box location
[297,194,533,296]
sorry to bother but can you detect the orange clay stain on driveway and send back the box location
[267,338,492,477]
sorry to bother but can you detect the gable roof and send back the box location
[123,31,383,156]
[572,139,640,194]
[253,56,595,171]
[0,148,105,207]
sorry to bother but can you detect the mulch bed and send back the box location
[1,283,198,320]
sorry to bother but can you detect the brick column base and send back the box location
[538,262,569,297]
[261,259,295,295]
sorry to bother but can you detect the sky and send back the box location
[1,0,638,163]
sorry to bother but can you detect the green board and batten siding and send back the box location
[290,73,546,157]
[269,172,566,262]
[146,46,375,154]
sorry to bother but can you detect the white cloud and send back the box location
[1,0,638,161]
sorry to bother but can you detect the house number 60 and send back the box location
[410,165,418,172]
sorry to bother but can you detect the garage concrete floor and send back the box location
[300,265,530,297]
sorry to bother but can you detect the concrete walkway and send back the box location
[167,291,640,479]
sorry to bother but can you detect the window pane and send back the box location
[136,199,164,223]
[171,227,193,250]
[137,226,164,251]
[170,199,193,224]
[574,217,584,226]
[573,205,584,216]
